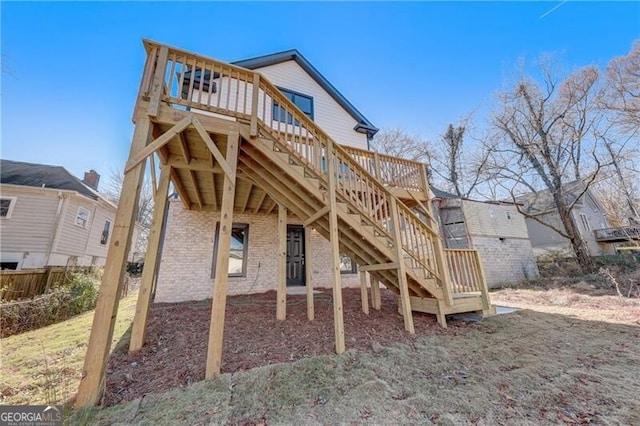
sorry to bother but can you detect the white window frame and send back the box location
[75,207,90,228]
[579,213,591,232]
[0,196,17,219]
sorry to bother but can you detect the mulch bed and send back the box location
[103,288,469,406]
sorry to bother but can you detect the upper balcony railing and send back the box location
[594,225,640,242]
[136,40,429,196]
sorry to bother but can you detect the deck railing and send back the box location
[444,249,485,293]
[140,41,450,291]
[341,146,425,192]
[594,225,640,242]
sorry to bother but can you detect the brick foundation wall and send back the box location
[471,236,540,288]
[154,200,360,303]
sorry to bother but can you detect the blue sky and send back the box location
[2,1,639,183]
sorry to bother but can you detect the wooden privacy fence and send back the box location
[0,267,90,302]
[444,249,485,293]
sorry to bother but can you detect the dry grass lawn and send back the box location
[0,290,138,406]
[75,302,640,425]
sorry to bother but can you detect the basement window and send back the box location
[273,87,314,124]
[339,253,357,274]
[75,207,90,228]
[212,223,249,278]
[580,213,592,232]
[0,197,17,219]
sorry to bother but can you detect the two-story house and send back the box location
[0,160,135,269]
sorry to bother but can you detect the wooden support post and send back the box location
[206,128,240,379]
[474,250,494,314]
[305,226,314,321]
[359,271,369,315]
[75,117,152,408]
[147,46,169,117]
[277,204,287,321]
[326,140,345,354]
[389,197,415,334]
[129,166,171,353]
[371,277,382,310]
[250,74,260,137]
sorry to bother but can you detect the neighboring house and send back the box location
[514,180,614,257]
[0,160,137,270]
[155,49,379,303]
[431,188,539,288]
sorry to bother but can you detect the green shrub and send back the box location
[0,272,99,337]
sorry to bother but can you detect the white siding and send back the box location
[255,61,369,149]
[0,186,60,253]
[55,196,97,256]
[84,203,115,258]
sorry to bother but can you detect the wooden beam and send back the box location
[240,183,253,213]
[303,206,330,227]
[326,140,345,354]
[149,153,158,197]
[188,170,203,209]
[206,129,240,378]
[166,156,223,173]
[75,117,152,408]
[191,116,235,180]
[305,226,314,321]
[147,46,168,117]
[358,262,400,272]
[250,73,260,137]
[253,190,267,214]
[359,271,369,315]
[178,132,191,165]
[277,204,287,320]
[389,197,415,334]
[125,116,192,173]
[169,168,191,209]
[210,153,218,211]
[371,277,382,310]
[129,165,171,352]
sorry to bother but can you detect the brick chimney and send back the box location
[83,170,100,190]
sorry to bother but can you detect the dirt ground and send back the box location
[79,307,640,425]
[103,288,467,407]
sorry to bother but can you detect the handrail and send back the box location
[140,40,447,286]
[444,249,484,293]
[593,225,640,241]
[341,146,425,192]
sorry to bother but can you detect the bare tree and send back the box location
[488,62,605,271]
[370,123,491,199]
[369,127,433,163]
[601,41,640,133]
[429,120,492,198]
[102,169,155,255]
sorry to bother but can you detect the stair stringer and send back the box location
[236,125,444,300]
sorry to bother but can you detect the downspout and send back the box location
[45,192,67,266]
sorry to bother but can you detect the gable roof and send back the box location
[1,159,100,201]
[513,179,596,215]
[232,49,379,137]
[431,187,460,199]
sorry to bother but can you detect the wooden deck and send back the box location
[75,40,493,407]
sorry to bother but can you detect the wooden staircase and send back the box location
[142,40,493,325]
